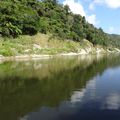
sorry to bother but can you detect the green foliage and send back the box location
[0,0,117,47]
[0,0,39,37]
[39,17,49,34]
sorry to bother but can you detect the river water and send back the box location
[0,54,120,120]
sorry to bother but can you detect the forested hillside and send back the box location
[0,0,119,48]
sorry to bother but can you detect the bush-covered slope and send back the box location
[0,0,118,48]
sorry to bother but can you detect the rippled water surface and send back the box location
[1,54,120,120]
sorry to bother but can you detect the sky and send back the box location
[59,0,120,34]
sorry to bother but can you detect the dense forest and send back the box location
[0,0,120,47]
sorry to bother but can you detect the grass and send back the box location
[0,33,87,56]
[0,33,111,56]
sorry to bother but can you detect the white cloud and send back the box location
[89,0,104,10]
[63,0,98,25]
[105,0,120,8]
[90,0,120,9]
[63,0,86,16]
[86,14,97,25]
[106,26,120,34]
[89,3,95,10]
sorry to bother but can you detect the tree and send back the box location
[0,0,39,37]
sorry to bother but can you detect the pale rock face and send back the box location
[85,48,92,53]
[24,49,31,53]
[33,44,42,50]
[79,49,88,54]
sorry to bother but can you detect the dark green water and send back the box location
[0,54,120,120]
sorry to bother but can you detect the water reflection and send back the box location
[0,54,120,120]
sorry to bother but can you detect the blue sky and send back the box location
[59,0,120,34]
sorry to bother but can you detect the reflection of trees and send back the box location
[0,55,120,120]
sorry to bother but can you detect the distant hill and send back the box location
[109,34,120,40]
[108,34,120,48]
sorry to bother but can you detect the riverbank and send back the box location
[0,33,120,61]
[0,50,119,61]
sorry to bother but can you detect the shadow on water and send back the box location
[0,54,120,120]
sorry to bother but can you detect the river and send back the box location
[0,54,120,120]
